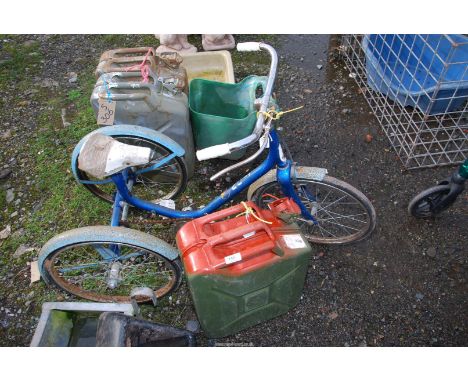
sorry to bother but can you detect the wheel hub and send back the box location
[107,262,122,289]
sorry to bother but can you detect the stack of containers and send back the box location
[91,47,195,177]
[176,198,312,338]
[96,48,188,93]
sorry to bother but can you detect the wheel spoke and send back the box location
[59,261,105,273]
[315,195,347,213]
[317,207,353,235]
[319,189,332,205]
[319,219,360,232]
[319,211,368,224]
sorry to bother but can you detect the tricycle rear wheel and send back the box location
[74,134,188,204]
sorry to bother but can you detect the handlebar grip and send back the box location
[196,143,231,161]
[237,42,261,52]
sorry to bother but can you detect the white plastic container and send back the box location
[180,51,235,84]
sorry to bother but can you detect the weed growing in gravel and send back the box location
[24,82,110,241]
[102,34,160,48]
[0,50,109,258]
[0,37,41,91]
[67,89,81,102]
[0,189,5,211]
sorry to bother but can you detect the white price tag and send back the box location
[282,234,307,249]
[157,199,176,209]
[224,252,242,265]
[278,144,286,162]
[30,260,41,283]
[259,134,270,149]
[97,99,116,125]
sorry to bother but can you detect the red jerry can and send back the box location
[176,198,312,338]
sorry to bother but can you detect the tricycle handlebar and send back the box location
[196,42,278,162]
[237,42,261,52]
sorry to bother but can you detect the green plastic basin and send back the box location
[189,75,268,160]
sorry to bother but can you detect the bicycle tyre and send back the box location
[72,128,188,204]
[247,167,377,244]
[39,226,183,303]
[408,184,452,218]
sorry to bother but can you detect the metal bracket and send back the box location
[130,287,158,318]
[295,166,328,181]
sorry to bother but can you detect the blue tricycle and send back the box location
[39,42,377,303]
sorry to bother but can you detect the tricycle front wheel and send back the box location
[39,226,183,303]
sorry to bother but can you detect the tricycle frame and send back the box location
[110,128,316,226]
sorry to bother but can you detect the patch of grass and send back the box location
[67,89,81,101]
[0,37,42,91]
[0,59,109,260]
[102,34,128,46]
[102,34,157,48]
[0,235,26,267]
[0,188,5,211]
[138,35,160,47]
[25,99,109,239]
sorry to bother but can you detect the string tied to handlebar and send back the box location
[237,201,273,225]
[257,105,304,121]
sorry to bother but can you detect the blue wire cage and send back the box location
[363,34,468,115]
[341,34,467,169]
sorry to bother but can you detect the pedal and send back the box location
[119,220,131,228]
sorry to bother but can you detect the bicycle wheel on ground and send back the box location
[248,167,377,245]
[408,184,452,218]
[39,226,183,303]
[72,130,188,204]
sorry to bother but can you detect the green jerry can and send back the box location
[176,198,312,338]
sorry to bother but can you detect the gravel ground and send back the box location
[0,34,466,346]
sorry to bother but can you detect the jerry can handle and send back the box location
[207,220,275,247]
[98,82,160,106]
[213,240,276,270]
[107,71,158,85]
[104,55,158,65]
[99,56,157,77]
[238,75,268,105]
[98,91,147,101]
[194,201,266,227]
[110,47,156,56]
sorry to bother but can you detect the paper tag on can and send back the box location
[30,260,41,283]
[157,199,176,209]
[97,99,116,125]
[282,234,307,249]
[259,134,270,149]
[224,252,242,265]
